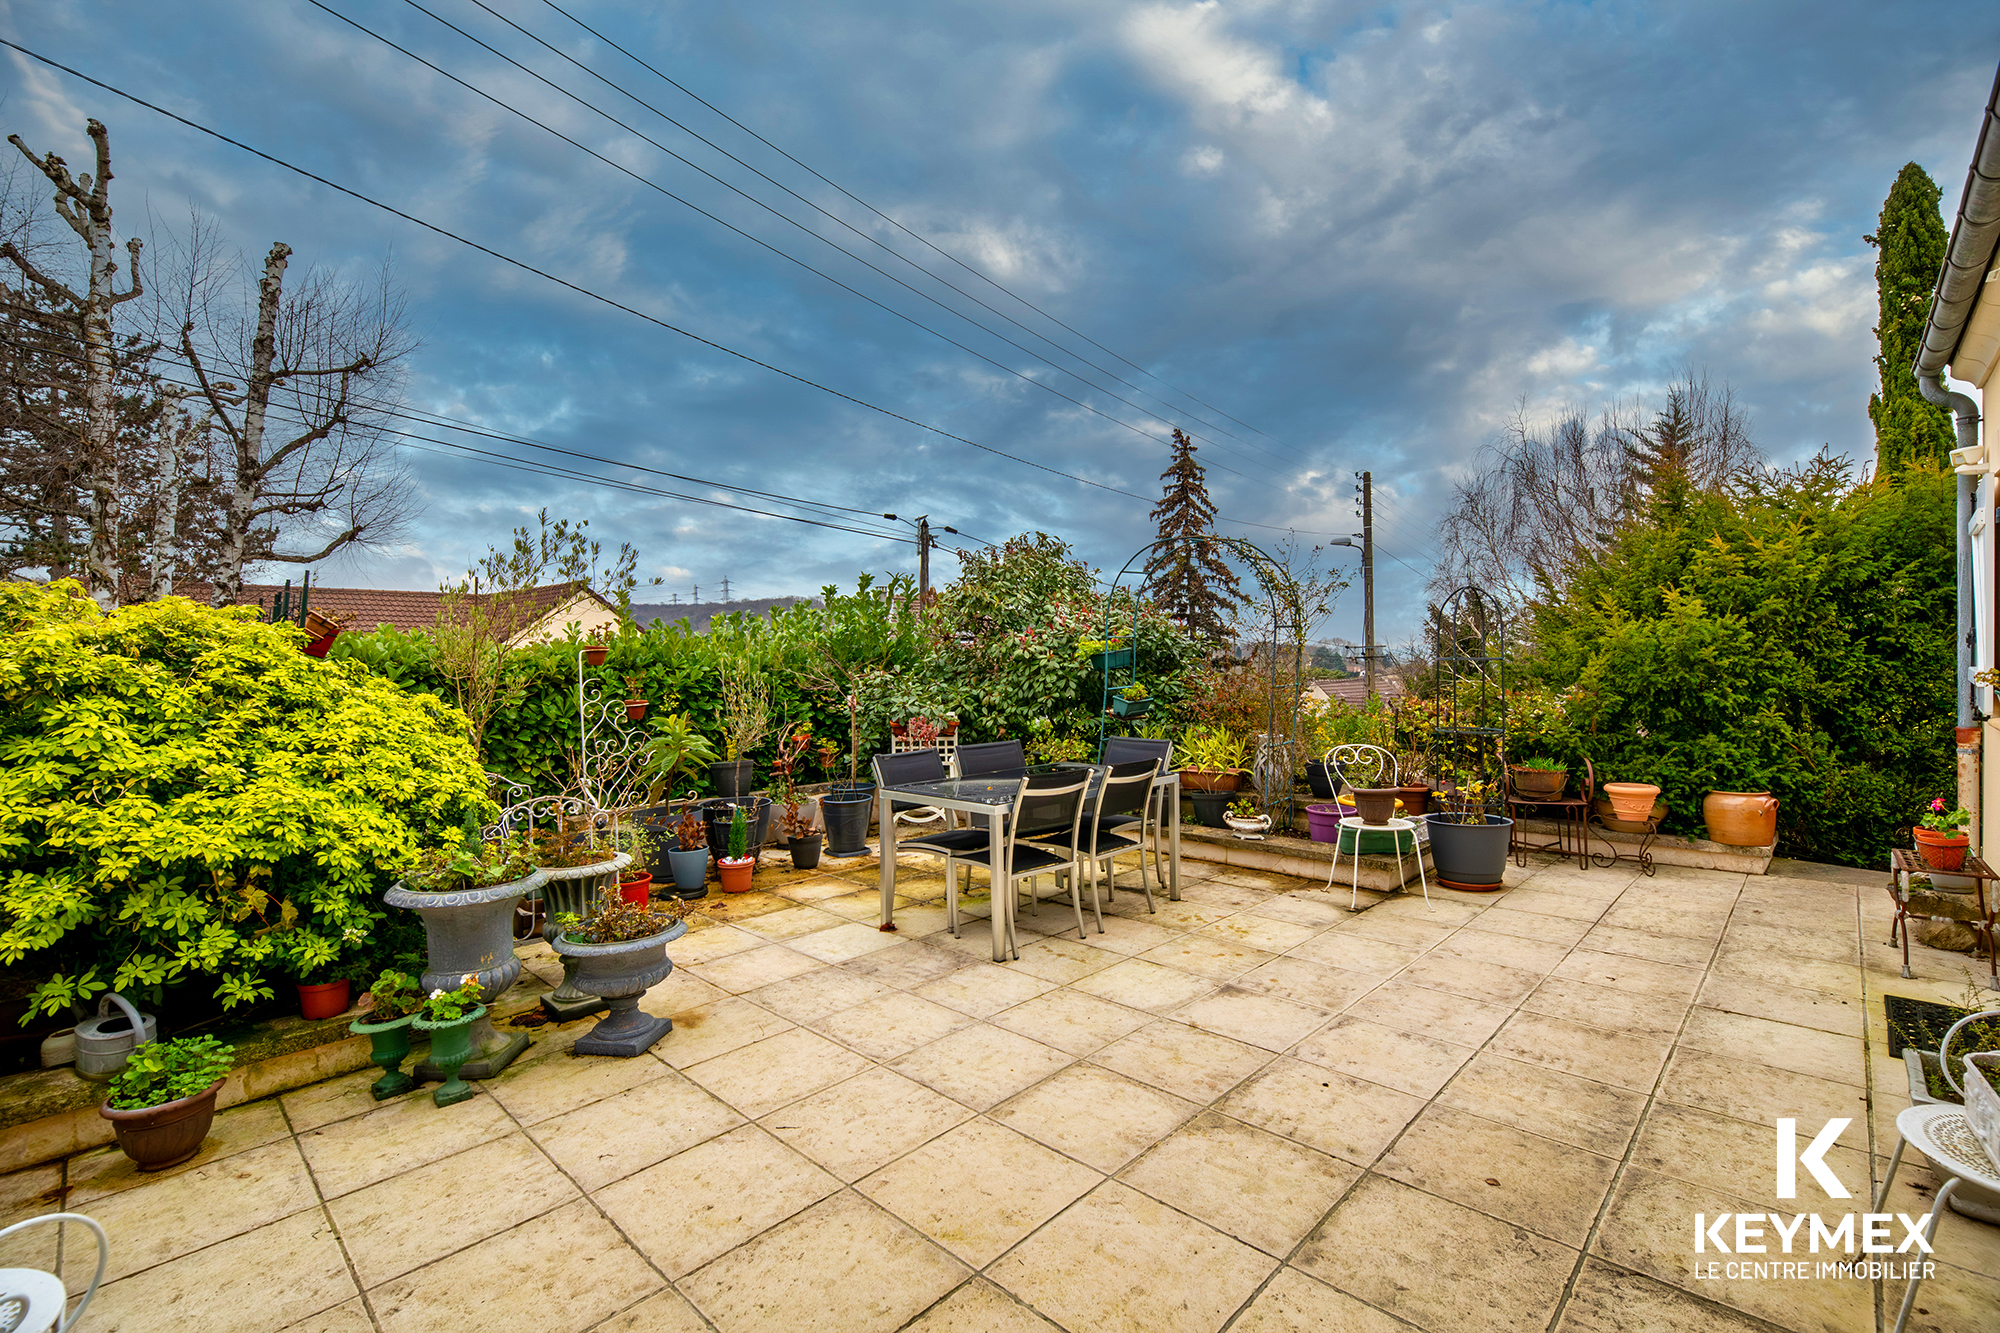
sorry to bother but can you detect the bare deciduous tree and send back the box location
[170,223,417,606]
[1432,370,1761,609]
[2,120,145,606]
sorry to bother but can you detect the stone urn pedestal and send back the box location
[386,869,547,1082]
[552,920,688,1057]
[537,854,631,1022]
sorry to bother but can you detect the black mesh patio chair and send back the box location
[872,750,990,867]
[1035,759,1159,916]
[947,770,1091,950]
[954,739,1028,780]
[1099,738,1171,893]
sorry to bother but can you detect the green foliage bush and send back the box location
[1,583,492,1020]
[1525,458,1954,864]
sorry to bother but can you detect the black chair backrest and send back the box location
[1012,771,1091,849]
[957,739,1028,780]
[1102,736,1173,771]
[1093,759,1159,822]
[874,749,949,815]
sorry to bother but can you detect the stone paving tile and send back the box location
[857,1118,1101,1266]
[1295,1174,1577,1333]
[680,1191,969,1333]
[44,851,1973,1333]
[987,1181,1277,1333]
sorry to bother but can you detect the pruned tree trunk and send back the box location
[2,119,143,608]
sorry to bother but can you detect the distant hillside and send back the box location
[629,596,819,633]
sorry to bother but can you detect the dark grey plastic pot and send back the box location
[552,920,689,1057]
[666,846,710,897]
[1190,791,1232,827]
[1423,814,1513,888]
[709,759,753,797]
[821,785,875,856]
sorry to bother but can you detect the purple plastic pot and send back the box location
[1306,803,1345,843]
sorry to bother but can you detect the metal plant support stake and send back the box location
[577,649,653,815]
[1425,586,1507,814]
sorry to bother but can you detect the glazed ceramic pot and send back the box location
[1603,782,1662,822]
[100,1078,224,1171]
[1702,791,1778,847]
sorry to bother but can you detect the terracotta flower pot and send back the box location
[625,699,648,722]
[1702,791,1777,847]
[583,645,609,666]
[296,979,352,1021]
[1395,785,1431,817]
[100,1078,225,1171]
[1603,782,1661,822]
[1179,768,1242,793]
[718,856,756,893]
[1509,767,1566,800]
[1915,827,1971,872]
[618,872,653,905]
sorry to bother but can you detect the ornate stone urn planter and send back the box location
[537,853,631,1021]
[552,920,689,1056]
[385,867,547,1083]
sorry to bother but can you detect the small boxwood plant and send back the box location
[106,1036,235,1110]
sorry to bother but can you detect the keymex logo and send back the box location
[1687,1118,1935,1283]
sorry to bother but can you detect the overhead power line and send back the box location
[0,38,1378,548]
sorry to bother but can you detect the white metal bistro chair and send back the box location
[0,1213,108,1333]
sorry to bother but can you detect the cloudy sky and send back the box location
[3,1,1994,641]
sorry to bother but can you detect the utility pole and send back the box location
[1360,471,1376,703]
[692,583,699,603]
[719,575,732,602]
[916,515,932,622]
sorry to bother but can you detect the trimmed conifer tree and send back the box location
[1866,162,1954,474]
[1142,429,1243,643]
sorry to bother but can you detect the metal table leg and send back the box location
[878,788,898,930]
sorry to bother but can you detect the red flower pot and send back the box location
[1914,827,1970,872]
[625,699,649,722]
[619,872,653,905]
[297,979,352,1020]
[583,645,609,666]
[717,856,756,894]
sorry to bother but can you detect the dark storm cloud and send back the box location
[3,0,1992,637]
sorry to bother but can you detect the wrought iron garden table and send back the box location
[1886,847,1999,991]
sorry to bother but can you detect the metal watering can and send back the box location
[72,994,156,1082]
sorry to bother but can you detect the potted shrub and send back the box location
[1224,796,1270,839]
[551,888,692,1056]
[1424,778,1513,891]
[818,715,875,858]
[1916,798,1973,872]
[638,712,720,805]
[1702,791,1778,846]
[98,1035,235,1171]
[1111,683,1152,718]
[293,954,354,1022]
[717,806,756,893]
[1395,766,1432,818]
[349,969,421,1101]
[623,675,649,723]
[1507,757,1566,801]
[666,807,710,897]
[386,829,547,1082]
[410,975,486,1108]
[710,667,769,797]
[1179,724,1247,792]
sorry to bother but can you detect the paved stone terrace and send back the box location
[3,852,1998,1333]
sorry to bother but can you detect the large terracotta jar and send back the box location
[1702,791,1778,847]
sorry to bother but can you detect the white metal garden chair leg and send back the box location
[1874,1101,2000,1333]
[0,1212,109,1333]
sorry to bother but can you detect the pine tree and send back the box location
[1866,163,1954,474]
[1142,429,1243,642]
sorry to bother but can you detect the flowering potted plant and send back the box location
[717,805,756,893]
[98,1035,235,1171]
[551,888,691,1056]
[1917,798,1973,871]
[1424,777,1512,890]
[349,969,422,1101]
[411,975,487,1107]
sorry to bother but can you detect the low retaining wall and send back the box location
[1511,817,1776,874]
[1177,824,1431,893]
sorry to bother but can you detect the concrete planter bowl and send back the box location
[99,1078,225,1171]
[552,920,689,1057]
[536,854,632,1022]
[385,868,548,1083]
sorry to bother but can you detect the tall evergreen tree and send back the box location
[1865,162,1954,474]
[1142,428,1243,642]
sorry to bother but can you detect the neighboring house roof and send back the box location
[177,580,618,638]
[1306,676,1405,706]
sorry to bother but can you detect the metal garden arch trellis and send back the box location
[1423,585,1508,808]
